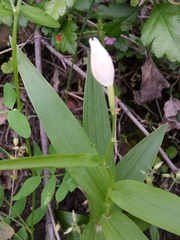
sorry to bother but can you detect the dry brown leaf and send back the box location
[0,97,8,125]
[133,57,170,104]
[162,96,180,131]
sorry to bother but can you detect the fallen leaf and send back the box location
[0,97,8,125]
[133,57,170,104]
[162,96,180,131]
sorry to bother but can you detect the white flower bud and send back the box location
[89,37,114,87]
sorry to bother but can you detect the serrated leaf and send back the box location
[141,3,180,62]
[20,5,60,28]
[13,176,41,201]
[3,83,16,109]
[100,211,148,240]
[41,175,56,208]
[8,110,31,138]
[45,0,66,19]
[11,198,26,218]
[108,180,180,236]
[26,206,47,226]
[55,22,78,54]
[0,222,14,239]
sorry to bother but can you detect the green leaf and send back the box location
[108,180,180,236]
[33,142,43,175]
[149,225,159,240]
[0,154,105,170]
[83,53,113,167]
[41,175,56,208]
[98,3,140,21]
[0,222,14,239]
[100,210,148,240]
[20,5,60,28]
[1,59,13,74]
[55,181,69,203]
[115,125,167,182]
[56,210,89,240]
[11,198,26,218]
[3,83,16,109]
[0,185,4,207]
[45,0,66,19]
[55,22,78,54]
[0,3,12,18]
[64,171,78,192]
[166,146,178,159]
[81,219,106,240]
[13,227,28,240]
[141,3,180,62]
[26,206,47,226]
[8,110,31,138]
[13,176,41,201]
[16,44,96,155]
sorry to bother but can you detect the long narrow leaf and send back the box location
[108,180,180,236]
[83,53,114,168]
[115,124,167,181]
[16,45,96,155]
[0,154,105,170]
[100,210,148,240]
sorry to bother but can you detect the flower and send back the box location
[89,37,114,87]
[104,36,116,45]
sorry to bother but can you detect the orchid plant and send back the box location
[1,3,180,238]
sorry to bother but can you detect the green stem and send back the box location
[0,146,14,159]
[12,0,22,111]
[65,0,96,101]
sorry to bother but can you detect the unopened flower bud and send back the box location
[89,37,114,87]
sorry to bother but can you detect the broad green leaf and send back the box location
[56,181,69,203]
[141,3,180,62]
[16,45,96,155]
[64,171,78,192]
[55,22,78,54]
[100,210,148,240]
[8,110,31,138]
[149,225,159,240]
[45,0,66,19]
[3,83,16,109]
[115,124,167,182]
[41,175,56,208]
[81,219,106,240]
[0,222,14,239]
[26,206,47,226]
[98,3,140,21]
[13,176,41,201]
[45,0,76,19]
[0,185,4,207]
[20,5,60,28]
[0,3,12,18]
[1,59,13,74]
[83,53,114,169]
[11,198,26,218]
[0,154,104,170]
[128,215,150,232]
[13,227,28,240]
[71,166,112,202]
[108,180,180,236]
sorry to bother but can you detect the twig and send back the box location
[34,28,61,240]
